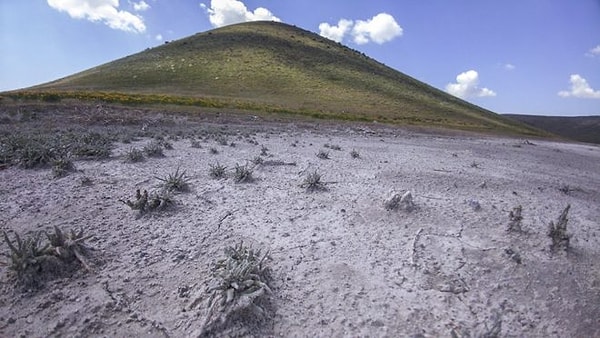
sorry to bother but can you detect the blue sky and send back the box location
[1,0,599,116]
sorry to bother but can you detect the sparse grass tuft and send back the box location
[51,156,75,178]
[325,143,342,151]
[190,139,203,148]
[548,204,571,252]
[209,147,219,154]
[507,205,523,232]
[350,149,360,158]
[300,170,327,192]
[124,147,145,163]
[234,164,254,183]
[316,149,329,159]
[156,167,190,192]
[143,140,164,157]
[209,162,227,179]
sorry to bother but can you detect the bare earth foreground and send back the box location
[0,105,599,337]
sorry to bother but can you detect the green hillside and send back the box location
[9,21,545,135]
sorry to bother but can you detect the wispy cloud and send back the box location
[446,70,496,99]
[132,1,150,12]
[47,0,146,33]
[585,45,600,57]
[200,0,280,28]
[558,74,600,99]
[319,13,402,45]
[504,63,515,71]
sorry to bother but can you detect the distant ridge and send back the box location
[10,21,545,136]
[505,114,600,144]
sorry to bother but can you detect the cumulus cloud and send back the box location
[586,45,600,57]
[200,0,280,28]
[351,13,402,45]
[318,19,353,43]
[47,0,145,33]
[155,34,163,41]
[132,0,149,12]
[446,70,496,99]
[558,74,600,99]
[318,13,402,45]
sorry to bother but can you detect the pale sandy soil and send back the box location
[0,107,599,337]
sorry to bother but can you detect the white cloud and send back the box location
[47,0,145,33]
[132,0,149,12]
[351,13,402,45]
[318,19,353,43]
[155,34,163,41]
[585,45,600,57]
[504,63,515,71]
[446,70,496,99]
[201,0,280,28]
[558,74,600,99]
[318,13,402,45]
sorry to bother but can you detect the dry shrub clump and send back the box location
[2,226,94,289]
[192,242,272,337]
[548,204,571,252]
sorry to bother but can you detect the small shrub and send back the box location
[143,140,164,157]
[251,156,264,165]
[45,226,93,271]
[209,147,219,155]
[120,189,173,215]
[2,231,49,286]
[156,167,190,192]
[316,150,329,159]
[300,171,327,192]
[80,176,93,186]
[160,139,173,150]
[234,164,253,183]
[384,191,415,211]
[71,132,112,159]
[2,226,94,288]
[325,144,342,151]
[507,205,523,232]
[190,139,202,148]
[196,241,271,335]
[209,242,271,307]
[51,156,75,178]
[17,139,56,168]
[209,162,227,179]
[350,149,360,159]
[548,204,571,252]
[260,146,269,156]
[124,147,145,163]
[216,135,228,146]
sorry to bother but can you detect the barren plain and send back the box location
[0,105,599,337]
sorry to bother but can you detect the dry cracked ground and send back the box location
[0,104,599,337]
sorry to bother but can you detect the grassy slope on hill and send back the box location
[10,21,545,136]
[505,114,600,144]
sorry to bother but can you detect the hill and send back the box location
[9,21,544,136]
[505,114,600,144]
